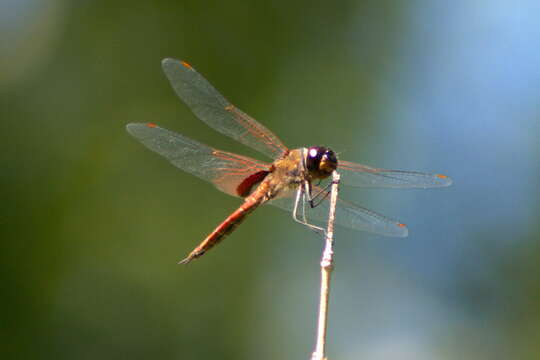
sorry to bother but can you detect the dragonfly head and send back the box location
[305,146,338,179]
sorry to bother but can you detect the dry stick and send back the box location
[311,171,341,360]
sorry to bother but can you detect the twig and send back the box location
[311,171,340,360]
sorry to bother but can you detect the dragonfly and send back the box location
[127,58,452,264]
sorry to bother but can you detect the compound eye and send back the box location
[306,147,324,172]
[319,149,338,174]
[325,150,337,164]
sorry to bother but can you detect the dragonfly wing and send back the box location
[339,160,452,188]
[269,189,408,237]
[161,58,288,160]
[126,123,270,197]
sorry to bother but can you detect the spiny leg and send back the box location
[302,190,326,234]
[309,181,333,208]
[304,181,315,208]
[292,185,305,225]
[292,183,325,234]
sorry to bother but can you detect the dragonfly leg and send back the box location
[292,185,304,224]
[304,181,315,208]
[309,181,333,208]
[291,184,326,235]
[302,191,326,234]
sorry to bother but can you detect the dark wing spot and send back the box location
[236,170,269,197]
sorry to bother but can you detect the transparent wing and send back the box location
[126,123,270,197]
[339,160,452,188]
[269,188,408,237]
[161,58,288,160]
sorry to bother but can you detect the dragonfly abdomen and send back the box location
[178,197,262,264]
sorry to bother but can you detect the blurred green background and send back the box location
[2,0,540,359]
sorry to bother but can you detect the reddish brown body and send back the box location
[179,149,310,264]
[178,192,263,264]
[127,59,450,266]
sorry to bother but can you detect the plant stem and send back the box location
[311,171,340,360]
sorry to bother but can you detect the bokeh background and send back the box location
[3,1,540,359]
